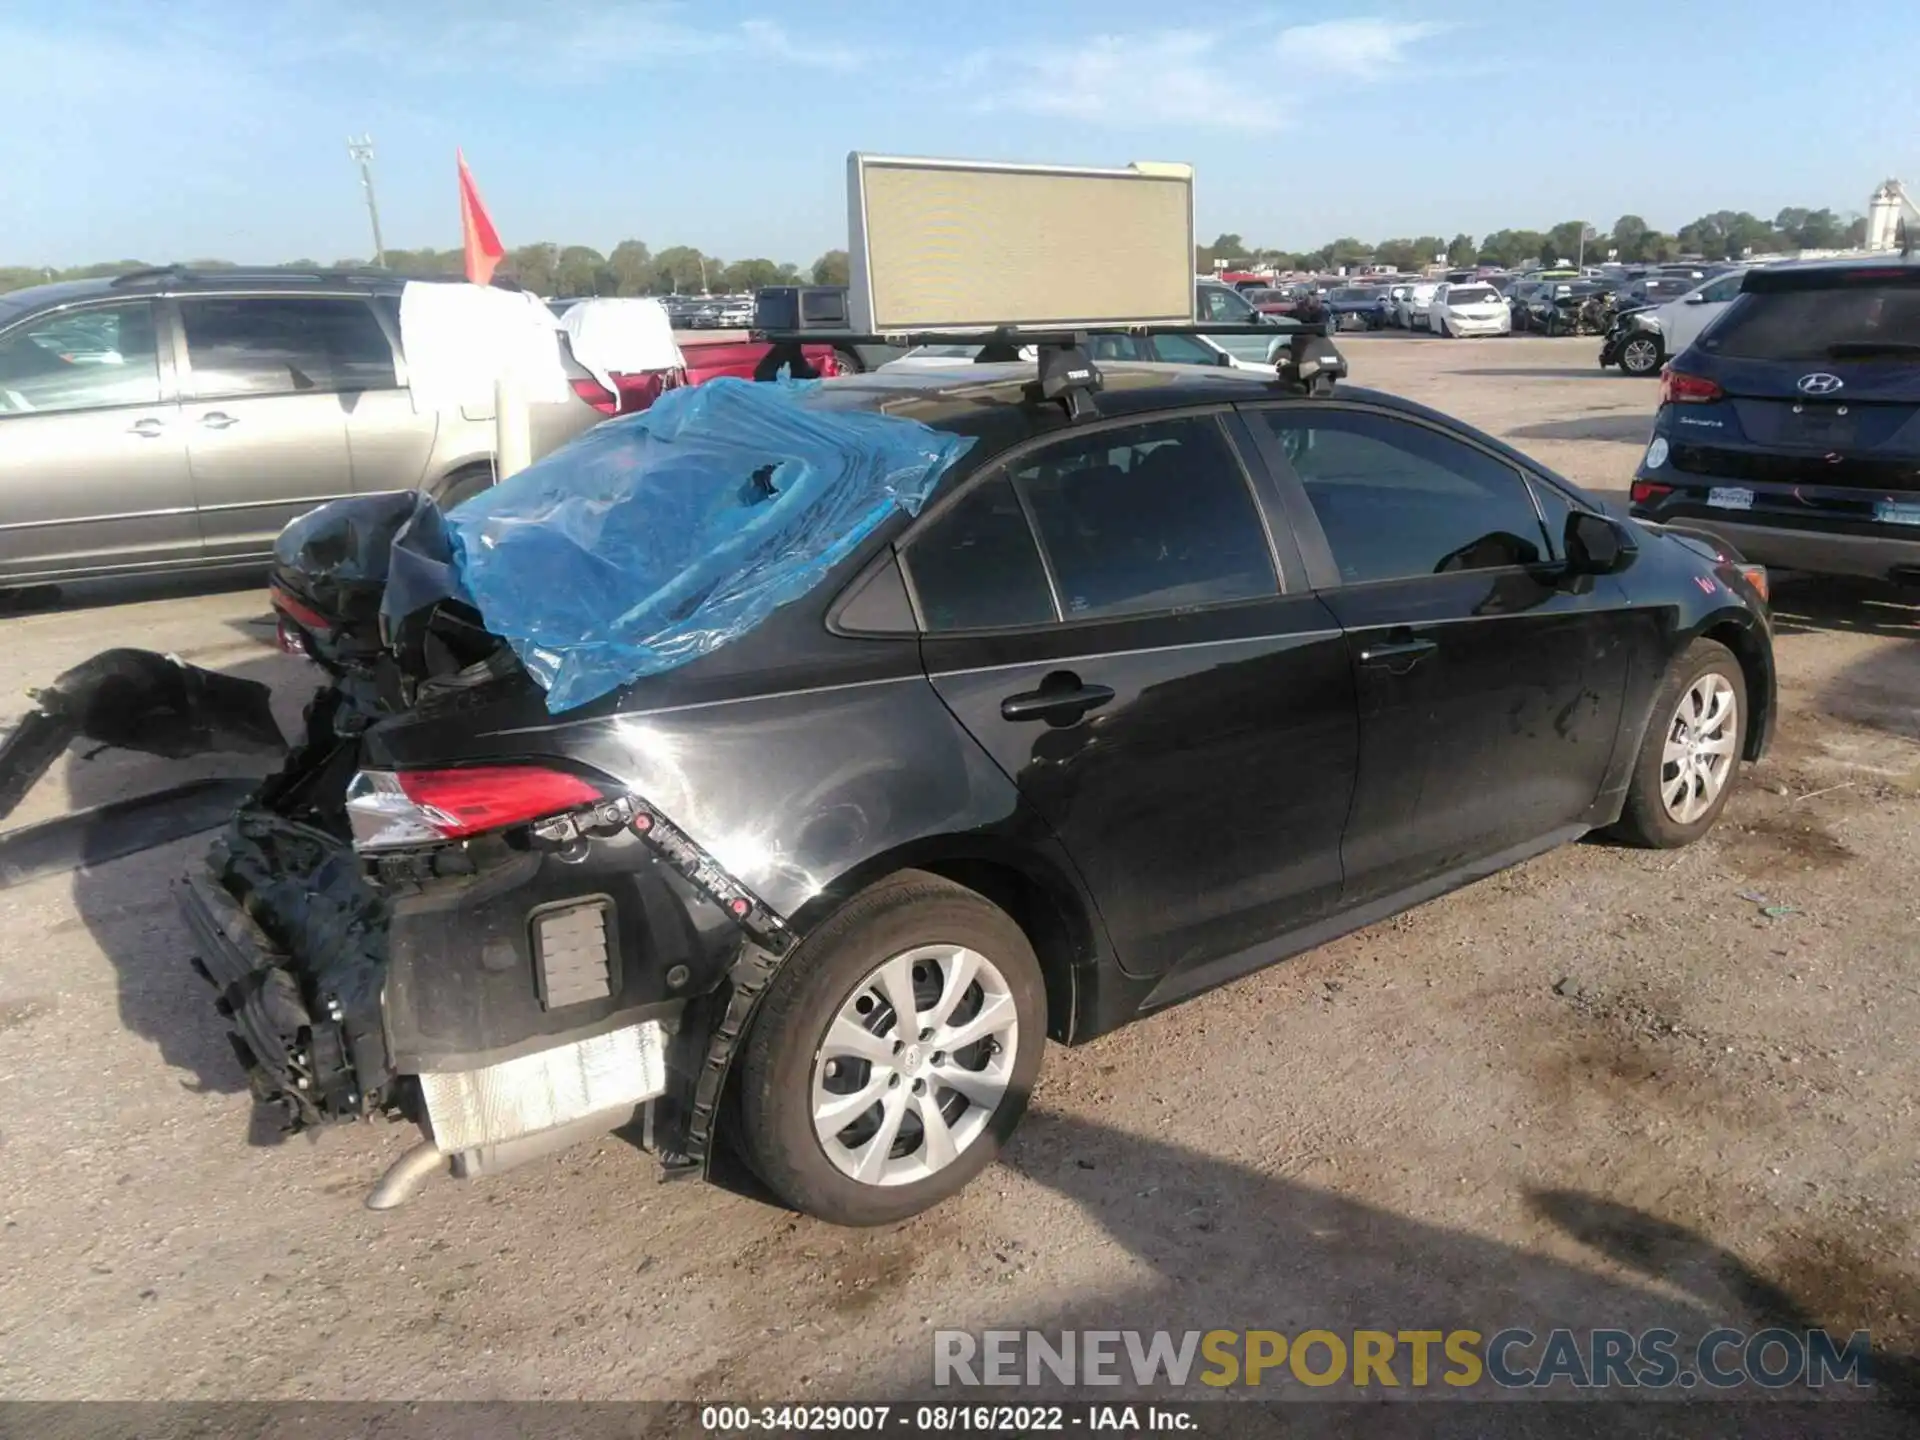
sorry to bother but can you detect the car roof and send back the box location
[0,267,410,316]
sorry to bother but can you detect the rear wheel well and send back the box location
[1702,618,1770,760]
[429,460,496,510]
[897,858,1084,1042]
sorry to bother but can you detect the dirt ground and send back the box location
[0,336,1915,1407]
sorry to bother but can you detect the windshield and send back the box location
[1331,288,1374,302]
[1445,286,1498,304]
[1702,284,1920,362]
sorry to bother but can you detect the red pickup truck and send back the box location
[570,337,842,417]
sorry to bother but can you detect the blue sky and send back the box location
[8,0,1917,266]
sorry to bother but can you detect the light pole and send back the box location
[1576,223,1596,271]
[347,135,386,267]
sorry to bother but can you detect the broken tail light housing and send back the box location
[1660,369,1724,406]
[345,765,608,851]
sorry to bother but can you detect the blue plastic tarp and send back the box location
[444,377,975,713]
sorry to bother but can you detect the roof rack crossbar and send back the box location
[754,321,1346,403]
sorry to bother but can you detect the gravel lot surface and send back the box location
[1,336,1914,1411]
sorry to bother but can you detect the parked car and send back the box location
[1427,282,1512,338]
[880,330,1282,375]
[1395,282,1441,330]
[1243,287,1301,316]
[1617,275,1699,312]
[661,295,707,329]
[1598,269,1751,376]
[1382,283,1418,328]
[1196,279,1269,325]
[1323,286,1385,331]
[191,343,1774,1228]
[0,267,611,585]
[1629,257,1920,581]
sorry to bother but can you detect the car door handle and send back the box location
[1000,678,1115,725]
[1358,637,1438,673]
[126,418,166,437]
[199,412,240,430]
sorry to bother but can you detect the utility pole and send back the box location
[1577,223,1596,271]
[347,135,386,267]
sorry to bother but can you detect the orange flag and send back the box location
[458,150,505,285]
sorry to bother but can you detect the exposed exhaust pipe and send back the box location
[365,1139,447,1210]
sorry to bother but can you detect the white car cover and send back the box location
[397,281,570,415]
[559,298,686,399]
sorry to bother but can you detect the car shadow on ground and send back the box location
[824,1112,1916,1426]
[1505,416,1657,445]
[1770,577,1920,642]
[37,630,313,1147]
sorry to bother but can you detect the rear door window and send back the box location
[179,297,397,398]
[1701,282,1920,362]
[1253,408,1550,584]
[1015,416,1277,619]
[903,474,1056,632]
[0,302,162,414]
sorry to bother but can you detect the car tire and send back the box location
[429,462,497,512]
[1436,315,1452,338]
[733,870,1046,1226]
[832,347,865,376]
[1610,639,1748,849]
[1620,335,1664,377]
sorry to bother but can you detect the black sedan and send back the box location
[183,349,1776,1228]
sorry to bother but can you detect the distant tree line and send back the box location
[1,203,1866,297]
[1199,206,1869,274]
[0,245,853,296]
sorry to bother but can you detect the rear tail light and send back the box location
[345,765,606,851]
[570,376,619,415]
[1630,480,1673,506]
[1660,369,1724,405]
[269,583,332,635]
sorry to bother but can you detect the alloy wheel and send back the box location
[810,944,1019,1187]
[1623,337,1660,373]
[1660,673,1739,824]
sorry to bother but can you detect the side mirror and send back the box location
[1565,511,1637,575]
[1684,293,1706,304]
[1218,349,1236,367]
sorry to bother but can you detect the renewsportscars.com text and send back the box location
[933,1327,1875,1391]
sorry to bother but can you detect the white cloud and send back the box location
[1273,18,1448,77]
[966,31,1291,133]
[738,19,862,72]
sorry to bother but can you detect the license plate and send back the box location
[1874,500,1920,528]
[1707,487,1755,511]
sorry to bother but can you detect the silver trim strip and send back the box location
[0,507,196,531]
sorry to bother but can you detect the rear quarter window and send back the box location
[1702,283,1920,362]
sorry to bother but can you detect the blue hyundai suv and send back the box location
[1628,257,1920,582]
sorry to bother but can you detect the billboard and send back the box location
[847,154,1195,333]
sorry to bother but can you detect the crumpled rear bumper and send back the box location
[177,846,386,1129]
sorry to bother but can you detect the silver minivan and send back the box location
[0,267,606,585]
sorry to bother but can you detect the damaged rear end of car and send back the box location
[176,377,972,1207]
